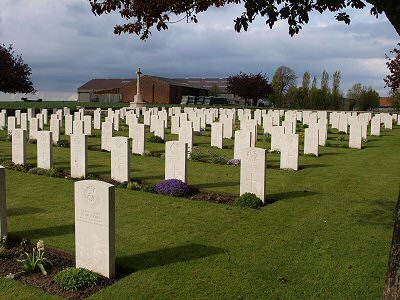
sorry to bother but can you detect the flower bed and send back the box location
[0,238,113,299]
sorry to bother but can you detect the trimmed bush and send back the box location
[54,268,99,292]
[234,193,263,209]
[336,136,345,141]
[142,184,157,193]
[28,167,48,176]
[189,150,204,162]
[227,159,241,166]
[127,181,142,191]
[209,151,227,165]
[46,168,65,178]
[117,181,129,188]
[147,135,165,143]
[56,139,70,148]
[0,160,32,172]
[85,173,100,180]
[155,179,190,197]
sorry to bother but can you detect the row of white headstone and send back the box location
[5,107,398,168]
[4,107,399,201]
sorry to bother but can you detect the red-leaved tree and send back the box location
[0,44,35,94]
[385,43,400,94]
[227,72,272,106]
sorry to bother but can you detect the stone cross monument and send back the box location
[130,67,146,108]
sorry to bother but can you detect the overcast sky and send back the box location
[0,0,398,100]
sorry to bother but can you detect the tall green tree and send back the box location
[332,70,343,109]
[302,72,311,96]
[271,66,296,108]
[347,82,364,110]
[321,70,330,94]
[358,87,380,111]
[347,83,379,111]
[310,76,318,108]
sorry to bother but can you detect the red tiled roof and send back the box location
[380,97,394,108]
[78,79,134,91]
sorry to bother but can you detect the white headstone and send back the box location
[75,180,115,278]
[179,122,193,154]
[338,113,348,133]
[280,134,299,170]
[241,120,257,147]
[36,113,44,130]
[29,117,39,140]
[12,129,27,165]
[317,121,327,146]
[50,117,60,144]
[234,130,251,160]
[42,109,48,125]
[37,131,53,169]
[101,122,113,151]
[94,109,101,129]
[165,141,188,183]
[240,147,266,203]
[15,110,21,125]
[0,111,6,129]
[171,115,180,134]
[304,127,319,156]
[132,124,145,155]
[263,115,273,134]
[27,108,34,121]
[73,120,84,135]
[384,114,393,129]
[7,116,16,135]
[211,122,223,149]
[84,116,92,136]
[65,115,73,135]
[20,113,28,130]
[349,121,362,149]
[111,137,130,182]
[70,134,88,178]
[271,126,284,151]
[221,116,233,139]
[371,116,381,136]
[153,118,165,140]
[0,167,6,238]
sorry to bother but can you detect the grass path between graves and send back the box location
[0,126,399,299]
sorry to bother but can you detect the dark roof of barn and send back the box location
[78,79,134,91]
[78,76,208,92]
[145,76,207,90]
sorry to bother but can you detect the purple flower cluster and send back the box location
[155,179,191,197]
[194,131,203,136]
[227,159,241,166]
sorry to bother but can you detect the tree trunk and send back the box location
[367,0,400,36]
[383,189,400,299]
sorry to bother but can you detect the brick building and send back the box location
[78,76,208,104]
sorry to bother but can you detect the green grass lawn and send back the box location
[0,123,399,299]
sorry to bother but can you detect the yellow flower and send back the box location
[36,240,45,251]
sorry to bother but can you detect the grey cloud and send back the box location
[0,0,397,100]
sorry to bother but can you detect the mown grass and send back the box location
[0,123,398,299]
